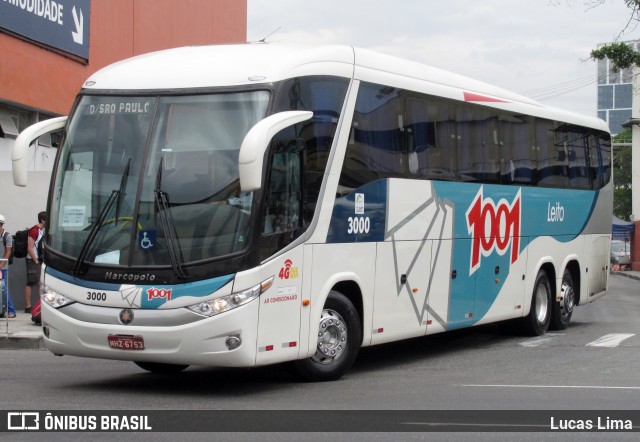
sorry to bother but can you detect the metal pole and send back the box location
[1,258,7,337]
[632,66,640,270]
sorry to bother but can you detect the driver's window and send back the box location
[263,143,303,235]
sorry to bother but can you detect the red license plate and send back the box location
[108,334,145,350]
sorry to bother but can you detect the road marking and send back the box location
[462,384,640,390]
[518,333,564,347]
[519,333,636,348]
[586,333,635,347]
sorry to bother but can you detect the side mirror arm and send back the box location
[13,116,67,187]
[238,111,313,192]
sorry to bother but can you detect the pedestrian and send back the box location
[0,214,17,318]
[24,211,46,313]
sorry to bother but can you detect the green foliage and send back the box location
[591,42,640,71]
[613,129,632,220]
[589,1,640,70]
[624,0,640,10]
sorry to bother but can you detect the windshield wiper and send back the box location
[154,158,188,279]
[114,159,131,226]
[72,159,131,276]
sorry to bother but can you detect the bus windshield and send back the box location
[49,91,270,269]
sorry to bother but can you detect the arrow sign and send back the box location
[72,6,84,45]
[0,0,90,60]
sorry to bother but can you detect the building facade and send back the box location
[597,40,639,135]
[0,0,246,310]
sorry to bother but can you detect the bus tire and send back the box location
[293,291,362,382]
[134,361,189,374]
[522,269,552,336]
[550,269,575,331]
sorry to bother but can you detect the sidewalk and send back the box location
[0,310,44,350]
[610,269,640,282]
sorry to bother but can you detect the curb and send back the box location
[0,334,44,350]
[0,317,45,350]
[610,271,640,282]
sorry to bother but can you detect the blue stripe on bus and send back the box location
[139,275,234,308]
[45,267,235,308]
[328,180,598,243]
[46,267,122,291]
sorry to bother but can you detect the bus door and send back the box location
[447,239,478,329]
[255,145,306,365]
[450,184,525,325]
[256,246,305,366]
[373,240,431,344]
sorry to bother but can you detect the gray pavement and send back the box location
[1,270,639,350]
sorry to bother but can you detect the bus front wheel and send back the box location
[293,291,362,382]
[522,270,552,336]
[134,361,189,374]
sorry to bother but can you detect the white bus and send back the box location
[14,44,612,381]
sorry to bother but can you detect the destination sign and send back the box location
[86,99,155,116]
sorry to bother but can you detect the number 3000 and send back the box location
[347,216,370,235]
[87,292,107,301]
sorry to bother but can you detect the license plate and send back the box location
[108,334,145,350]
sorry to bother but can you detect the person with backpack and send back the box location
[0,214,17,318]
[24,211,46,314]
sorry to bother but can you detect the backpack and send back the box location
[2,231,13,265]
[13,228,30,259]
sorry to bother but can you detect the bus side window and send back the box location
[566,129,592,190]
[339,83,405,190]
[591,134,611,189]
[405,96,440,179]
[500,115,534,185]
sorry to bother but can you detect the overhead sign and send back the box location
[0,0,90,60]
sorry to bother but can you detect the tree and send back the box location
[591,41,640,71]
[613,129,633,220]
[589,1,640,69]
[586,2,636,220]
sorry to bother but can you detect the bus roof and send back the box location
[82,43,608,132]
[84,43,355,90]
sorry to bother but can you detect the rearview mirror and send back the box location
[13,116,67,187]
[238,111,312,192]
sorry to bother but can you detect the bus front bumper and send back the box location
[41,300,260,367]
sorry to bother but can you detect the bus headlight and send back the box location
[41,285,74,308]
[187,276,274,317]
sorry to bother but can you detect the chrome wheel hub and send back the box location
[535,284,549,323]
[560,282,574,317]
[312,308,347,364]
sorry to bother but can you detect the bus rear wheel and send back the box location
[134,361,189,374]
[550,269,575,330]
[522,269,552,336]
[293,291,362,382]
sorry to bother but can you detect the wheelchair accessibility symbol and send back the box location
[138,230,156,250]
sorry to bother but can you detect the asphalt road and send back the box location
[1,274,639,440]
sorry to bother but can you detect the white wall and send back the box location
[0,171,52,231]
[1,137,55,310]
[0,135,56,227]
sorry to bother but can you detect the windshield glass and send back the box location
[49,91,270,268]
